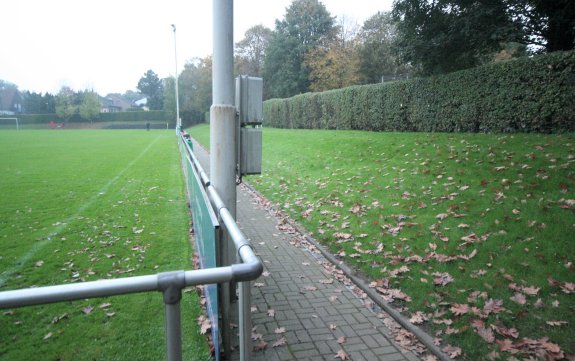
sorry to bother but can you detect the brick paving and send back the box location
[191,141,421,361]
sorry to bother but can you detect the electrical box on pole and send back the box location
[235,76,263,179]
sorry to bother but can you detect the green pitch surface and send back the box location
[0,130,210,360]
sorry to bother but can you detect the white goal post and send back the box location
[0,117,19,130]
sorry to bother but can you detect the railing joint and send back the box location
[158,271,186,305]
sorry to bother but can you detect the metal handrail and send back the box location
[180,133,261,361]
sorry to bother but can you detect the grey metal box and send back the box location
[240,127,262,175]
[235,76,263,123]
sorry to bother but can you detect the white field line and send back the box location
[0,134,164,288]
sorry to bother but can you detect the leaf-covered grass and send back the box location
[0,130,211,361]
[190,123,574,360]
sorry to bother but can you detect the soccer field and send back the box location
[0,130,210,360]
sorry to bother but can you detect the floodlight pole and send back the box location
[212,1,243,360]
[171,24,180,131]
[211,0,236,224]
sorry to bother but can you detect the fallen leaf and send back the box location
[272,337,287,348]
[51,313,68,324]
[492,323,519,339]
[476,326,495,343]
[254,340,267,351]
[432,272,454,286]
[267,309,275,317]
[436,213,449,220]
[200,318,211,335]
[334,349,350,360]
[275,327,286,334]
[510,293,526,305]
[483,299,504,315]
[337,336,346,344]
[546,321,568,327]
[329,324,337,330]
[99,303,112,309]
[450,303,470,316]
[43,332,53,340]
[496,339,518,353]
[561,282,574,294]
[522,286,540,295]
[442,345,462,358]
[82,306,93,315]
[409,311,428,324]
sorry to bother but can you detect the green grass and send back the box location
[0,130,211,361]
[190,123,574,360]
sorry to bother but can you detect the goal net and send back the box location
[0,117,19,130]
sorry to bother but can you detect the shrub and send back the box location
[263,50,575,133]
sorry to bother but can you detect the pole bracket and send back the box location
[158,271,186,304]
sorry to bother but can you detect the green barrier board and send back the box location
[181,140,220,360]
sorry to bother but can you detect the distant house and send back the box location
[134,97,149,111]
[100,94,133,113]
[0,86,23,115]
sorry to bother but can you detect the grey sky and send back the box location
[0,0,392,95]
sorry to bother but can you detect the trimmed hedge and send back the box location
[263,50,575,133]
[15,111,170,124]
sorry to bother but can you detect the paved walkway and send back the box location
[191,140,421,361]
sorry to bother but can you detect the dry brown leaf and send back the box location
[450,303,470,316]
[409,311,428,324]
[442,345,462,358]
[254,340,267,352]
[510,293,526,305]
[522,286,540,295]
[432,272,454,286]
[337,336,346,344]
[476,326,495,343]
[436,213,449,220]
[200,318,211,335]
[335,349,350,360]
[272,337,287,348]
[274,327,286,334]
[483,299,504,315]
[267,309,275,317]
[546,321,568,327]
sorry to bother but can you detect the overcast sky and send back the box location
[0,0,393,95]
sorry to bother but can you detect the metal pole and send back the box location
[164,301,183,361]
[211,0,236,214]
[171,24,180,131]
[239,281,252,361]
[212,2,236,360]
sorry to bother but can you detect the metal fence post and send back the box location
[159,271,186,361]
[239,281,251,361]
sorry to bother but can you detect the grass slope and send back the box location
[0,130,210,361]
[190,123,574,360]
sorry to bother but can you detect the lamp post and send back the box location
[171,24,180,131]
